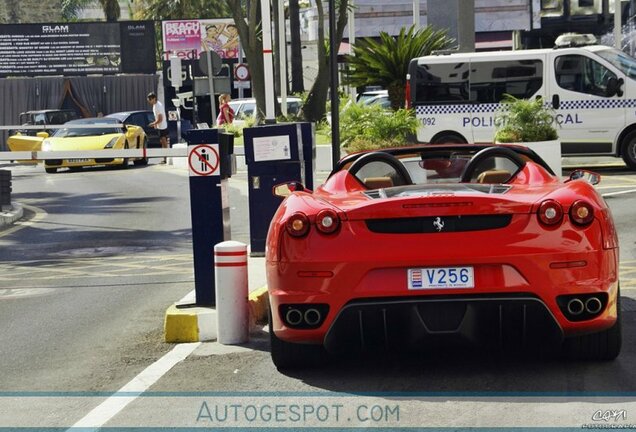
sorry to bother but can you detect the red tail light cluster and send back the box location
[285,210,340,237]
[538,200,563,226]
[537,199,595,227]
[315,209,340,234]
[285,212,310,237]
[570,200,594,226]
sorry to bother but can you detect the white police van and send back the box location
[406,45,636,168]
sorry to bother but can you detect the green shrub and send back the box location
[339,102,418,151]
[494,95,558,143]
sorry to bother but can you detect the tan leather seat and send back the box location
[363,176,394,189]
[476,169,511,184]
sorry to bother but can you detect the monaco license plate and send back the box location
[67,158,90,163]
[408,266,474,290]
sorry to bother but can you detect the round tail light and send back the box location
[570,200,594,226]
[315,209,340,234]
[538,200,563,226]
[285,212,310,237]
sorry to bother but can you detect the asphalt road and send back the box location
[2,159,636,429]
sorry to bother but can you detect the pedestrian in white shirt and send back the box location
[147,92,169,164]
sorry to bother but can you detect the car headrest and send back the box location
[476,169,511,184]
[363,176,394,189]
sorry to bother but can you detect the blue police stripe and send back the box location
[416,99,636,116]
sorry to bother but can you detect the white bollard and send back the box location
[214,241,249,344]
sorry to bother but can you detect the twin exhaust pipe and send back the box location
[566,296,603,316]
[285,307,322,327]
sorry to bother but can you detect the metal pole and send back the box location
[207,50,217,127]
[238,45,245,99]
[413,0,420,27]
[278,0,288,116]
[615,0,623,49]
[348,0,356,102]
[329,0,340,168]
[176,106,181,143]
[261,0,276,122]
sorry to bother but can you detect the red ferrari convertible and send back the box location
[266,144,621,369]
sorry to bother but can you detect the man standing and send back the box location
[147,92,169,164]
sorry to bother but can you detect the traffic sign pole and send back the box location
[206,50,217,127]
[184,130,228,306]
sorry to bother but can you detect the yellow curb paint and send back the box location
[248,286,269,324]
[164,304,199,343]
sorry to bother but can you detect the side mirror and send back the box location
[273,181,305,198]
[567,169,600,185]
[36,132,49,138]
[122,124,129,132]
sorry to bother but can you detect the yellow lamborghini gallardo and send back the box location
[40,117,148,174]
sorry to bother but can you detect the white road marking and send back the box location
[0,287,65,299]
[602,188,636,197]
[69,342,200,430]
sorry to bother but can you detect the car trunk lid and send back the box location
[325,183,544,221]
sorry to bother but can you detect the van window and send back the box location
[287,101,300,115]
[555,54,617,97]
[240,102,256,118]
[414,63,469,104]
[414,60,542,105]
[470,60,543,103]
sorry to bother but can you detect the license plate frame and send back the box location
[408,266,474,290]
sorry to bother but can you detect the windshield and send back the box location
[53,127,121,137]
[595,48,636,79]
[52,119,122,137]
[46,111,76,124]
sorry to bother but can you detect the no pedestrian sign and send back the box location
[188,144,220,177]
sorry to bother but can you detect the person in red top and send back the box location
[217,93,234,126]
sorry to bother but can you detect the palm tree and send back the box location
[289,0,304,93]
[136,0,230,20]
[98,0,120,21]
[61,0,120,21]
[301,0,349,122]
[344,25,455,110]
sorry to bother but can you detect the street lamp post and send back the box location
[261,0,276,122]
[329,0,340,168]
[615,0,622,50]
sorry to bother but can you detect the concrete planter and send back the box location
[497,139,562,178]
[522,139,562,178]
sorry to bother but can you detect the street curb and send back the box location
[164,286,268,343]
[164,305,217,343]
[0,203,24,230]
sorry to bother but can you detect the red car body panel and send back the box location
[266,144,620,350]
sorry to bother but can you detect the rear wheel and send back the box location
[563,289,622,361]
[621,131,636,169]
[269,307,326,370]
[45,167,57,174]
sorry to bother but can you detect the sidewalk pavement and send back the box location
[0,203,23,231]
